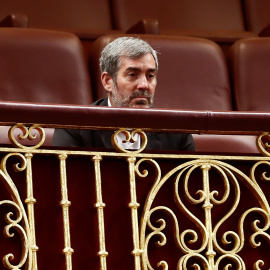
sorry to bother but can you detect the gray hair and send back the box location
[99,37,158,82]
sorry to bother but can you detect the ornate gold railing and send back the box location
[1,122,270,270]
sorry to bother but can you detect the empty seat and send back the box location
[89,34,232,110]
[243,0,270,36]
[111,0,257,54]
[0,27,92,104]
[228,37,270,111]
[0,27,93,146]
[0,0,119,38]
[0,1,125,67]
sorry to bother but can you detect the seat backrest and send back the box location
[89,34,232,110]
[243,0,270,34]
[0,0,112,31]
[111,0,246,32]
[228,37,270,111]
[0,28,92,104]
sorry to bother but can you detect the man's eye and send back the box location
[128,73,135,77]
[148,74,155,79]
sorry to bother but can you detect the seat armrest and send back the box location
[126,18,159,34]
[0,13,28,28]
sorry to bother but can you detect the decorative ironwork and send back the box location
[93,155,108,270]
[138,158,270,269]
[8,124,45,149]
[58,153,74,270]
[112,129,147,153]
[128,156,143,270]
[24,152,38,270]
[1,126,270,269]
[257,132,270,157]
[0,153,31,270]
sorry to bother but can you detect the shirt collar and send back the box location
[107,97,112,107]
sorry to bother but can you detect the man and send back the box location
[52,37,195,151]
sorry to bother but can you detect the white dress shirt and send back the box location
[108,98,141,150]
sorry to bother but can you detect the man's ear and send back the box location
[101,72,114,92]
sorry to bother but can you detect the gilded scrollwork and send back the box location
[250,160,270,185]
[112,129,147,153]
[257,133,270,157]
[0,125,270,269]
[254,260,264,270]
[8,123,45,149]
[139,159,270,269]
[0,153,31,269]
[214,254,245,269]
[177,253,210,269]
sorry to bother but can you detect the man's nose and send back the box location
[137,75,149,89]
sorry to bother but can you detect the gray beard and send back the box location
[111,88,154,108]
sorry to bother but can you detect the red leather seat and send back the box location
[244,0,270,36]
[0,0,123,63]
[0,28,92,104]
[0,0,119,40]
[228,37,270,111]
[224,37,270,154]
[0,28,93,146]
[111,0,257,54]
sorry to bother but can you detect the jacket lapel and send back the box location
[145,132,161,150]
[94,98,114,149]
[97,130,114,149]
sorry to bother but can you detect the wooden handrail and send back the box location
[0,101,269,134]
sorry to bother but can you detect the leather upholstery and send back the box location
[0,1,123,69]
[244,0,270,35]
[89,34,232,110]
[228,37,270,111]
[0,0,117,39]
[111,0,257,44]
[112,0,244,31]
[0,28,93,146]
[0,28,92,105]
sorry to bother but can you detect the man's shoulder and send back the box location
[91,98,108,106]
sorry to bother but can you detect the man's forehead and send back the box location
[120,54,157,70]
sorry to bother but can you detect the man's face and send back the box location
[102,53,157,108]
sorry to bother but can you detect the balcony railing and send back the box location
[0,101,270,270]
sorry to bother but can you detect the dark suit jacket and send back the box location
[52,98,196,151]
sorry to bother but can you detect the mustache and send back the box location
[129,90,152,99]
